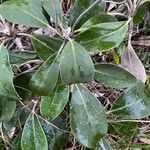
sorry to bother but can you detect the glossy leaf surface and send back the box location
[0,45,20,122]
[10,51,38,66]
[111,82,150,119]
[40,84,69,120]
[40,117,69,150]
[0,45,20,101]
[60,40,94,84]
[75,21,128,51]
[0,0,48,28]
[21,113,48,150]
[70,84,108,148]
[82,14,117,28]
[68,0,105,29]
[29,54,59,95]
[31,35,63,60]
[94,64,137,89]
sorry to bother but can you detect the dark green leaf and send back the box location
[0,0,48,27]
[109,122,138,138]
[31,35,63,60]
[14,71,35,99]
[134,2,149,24]
[94,64,137,89]
[40,84,69,120]
[15,86,32,100]
[10,50,38,66]
[41,0,62,23]
[70,84,108,148]
[60,40,94,84]
[14,71,34,90]
[111,82,150,119]
[40,117,69,150]
[75,21,128,51]
[12,132,22,150]
[2,109,24,134]
[0,101,16,122]
[29,54,59,95]
[108,122,138,149]
[0,44,20,101]
[0,144,4,150]
[0,45,21,122]
[82,14,117,28]
[21,113,48,150]
[68,0,105,29]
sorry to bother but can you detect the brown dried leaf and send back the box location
[121,43,147,83]
[139,137,150,144]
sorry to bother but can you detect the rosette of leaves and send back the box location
[0,0,149,149]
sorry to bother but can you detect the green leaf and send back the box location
[31,35,63,60]
[94,64,137,89]
[0,0,48,28]
[29,54,59,96]
[60,40,94,84]
[68,0,105,29]
[0,144,4,150]
[0,45,20,122]
[70,84,108,148]
[82,14,117,28]
[134,2,149,24]
[12,132,22,150]
[40,84,69,120]
[14,71,35,91]
[10,50,38,66]
[0,45,20,101]
[0,101,16,122]
[109,122,138,138]
[75,21,128,51]
[21,113,48,150]
[111,82,150,119]
[15,86,32,100]
[40,117,69,150]
[14,71,35,100]
[2,109,24,134]
[41,0,62,23]
[109,122,138,149]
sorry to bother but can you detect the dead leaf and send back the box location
[139,137,150,144]
[121,42,147,83]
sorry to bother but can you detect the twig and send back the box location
[109,119,150,123]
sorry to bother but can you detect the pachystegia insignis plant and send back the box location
[0,0,150,149]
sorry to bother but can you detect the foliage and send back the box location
[0,0,150,149]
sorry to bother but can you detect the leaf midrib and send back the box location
[78,21,128,44]
[75,84,95,137]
